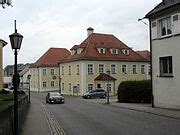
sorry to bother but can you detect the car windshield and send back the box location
[50,92,61,97]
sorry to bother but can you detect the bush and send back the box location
[118,80,151,103]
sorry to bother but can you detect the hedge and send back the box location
[118,80,151,103]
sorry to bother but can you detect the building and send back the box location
[145,0,180,109]
[0,39,7,91]
[30,48,70,92]
[59,28,150,96]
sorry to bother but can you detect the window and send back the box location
[122,49,129,55]
[77,65,80,75]
[62,83,64,91]
[132,65,137,74]
[141,65,145,74]
[99,64,104,73]
[51,81,55,87]
[159,17,172,36]
[42,69,46,76]
[69,66,71,75]
[111,48,118,54]
[61,66,64,75]
[98,48,105,54]
[111,64,116,74]
[122,65,127,74]
[69,83,71,91]
[88,84,93,91]
[88,64,93,74]
[107,83,111,92]
[50,69,55,75]
[159,56,173,77]
[42,82,47,88]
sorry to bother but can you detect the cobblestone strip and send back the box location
[40,102,66,135]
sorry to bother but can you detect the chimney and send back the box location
[87,27,94,37]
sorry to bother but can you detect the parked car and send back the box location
[82,89,107,99]
[46,92,65,104]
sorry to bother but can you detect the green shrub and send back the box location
[118,80,151,103]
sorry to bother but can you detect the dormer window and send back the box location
[122,49,129,55]
[98,48,105,54]
[110,48,118,54]
[77,48,83,54]
[71,50,76,55]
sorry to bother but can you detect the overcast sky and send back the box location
[1,0,161,68]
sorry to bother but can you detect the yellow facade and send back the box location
[60,60,149,96]
[30,67,60,92]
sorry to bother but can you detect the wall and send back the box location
[152,35,180,109]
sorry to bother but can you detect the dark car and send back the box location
[46,92,65,104]
[82,89,107,99]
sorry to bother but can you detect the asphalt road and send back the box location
[33,93,180,135]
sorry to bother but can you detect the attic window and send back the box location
[77,48,83,54]
[110,48,118,54]
[98,48,105,54]
[71,50,76,55]
[122,49,129,55]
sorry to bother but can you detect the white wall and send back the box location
[152,35,180,109]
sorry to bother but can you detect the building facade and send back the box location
[30,48,70,92]
[146,0,180,109]
[59,28,150,96]
[0,39,7,91]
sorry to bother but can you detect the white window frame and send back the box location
[50,69,55,75]
[122,65,127,74]
[159,16,172,37]
[51,81,55,87]
[88,64,93,75]
[159,56,173,77]
[42,81,47,88]
[69,83,71,91]
[99,64,104,73]
[98,48,105,54]
[42,69,46,76]
[132,65,137,74]
[111,64,116,74]
[77,64,80,75]
[61,66,64,75]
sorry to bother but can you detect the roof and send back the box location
[145,0,180,18]
[19,65,30,77]
[136,50,150,61]
[59,33,148,63]
[31,48,70,68]
[95,73,117,81]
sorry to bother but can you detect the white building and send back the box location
[145,0,180,109]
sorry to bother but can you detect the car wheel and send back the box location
[102,95,106,98]
[87,95,91,99]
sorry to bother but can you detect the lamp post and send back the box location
[27,74,31,103]
[9,20,23,135]
[106,70,110,104]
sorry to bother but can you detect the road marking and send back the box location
[40,102,66,135]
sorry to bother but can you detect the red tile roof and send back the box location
[136,50,150,61]
[59,33,148,63]
[31,48,70,68]
[95,73,117,81]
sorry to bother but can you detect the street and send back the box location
[31,92,180,135]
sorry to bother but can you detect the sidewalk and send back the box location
[85,96,180,120]
[20,98,51,135]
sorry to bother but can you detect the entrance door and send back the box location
[97,84,101,88]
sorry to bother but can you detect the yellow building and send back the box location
[59,28,150,96]
[30,48,70,92]
[0,39,7,91]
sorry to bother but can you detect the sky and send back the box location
[1,0,161,68]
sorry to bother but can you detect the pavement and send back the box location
[21,95,180,135]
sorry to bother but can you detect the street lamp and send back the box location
[9,20,23,135]
[106,70,110,104]
[27,74,31,103]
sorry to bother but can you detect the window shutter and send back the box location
[151,21,157,39]
[172,14,180,34]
